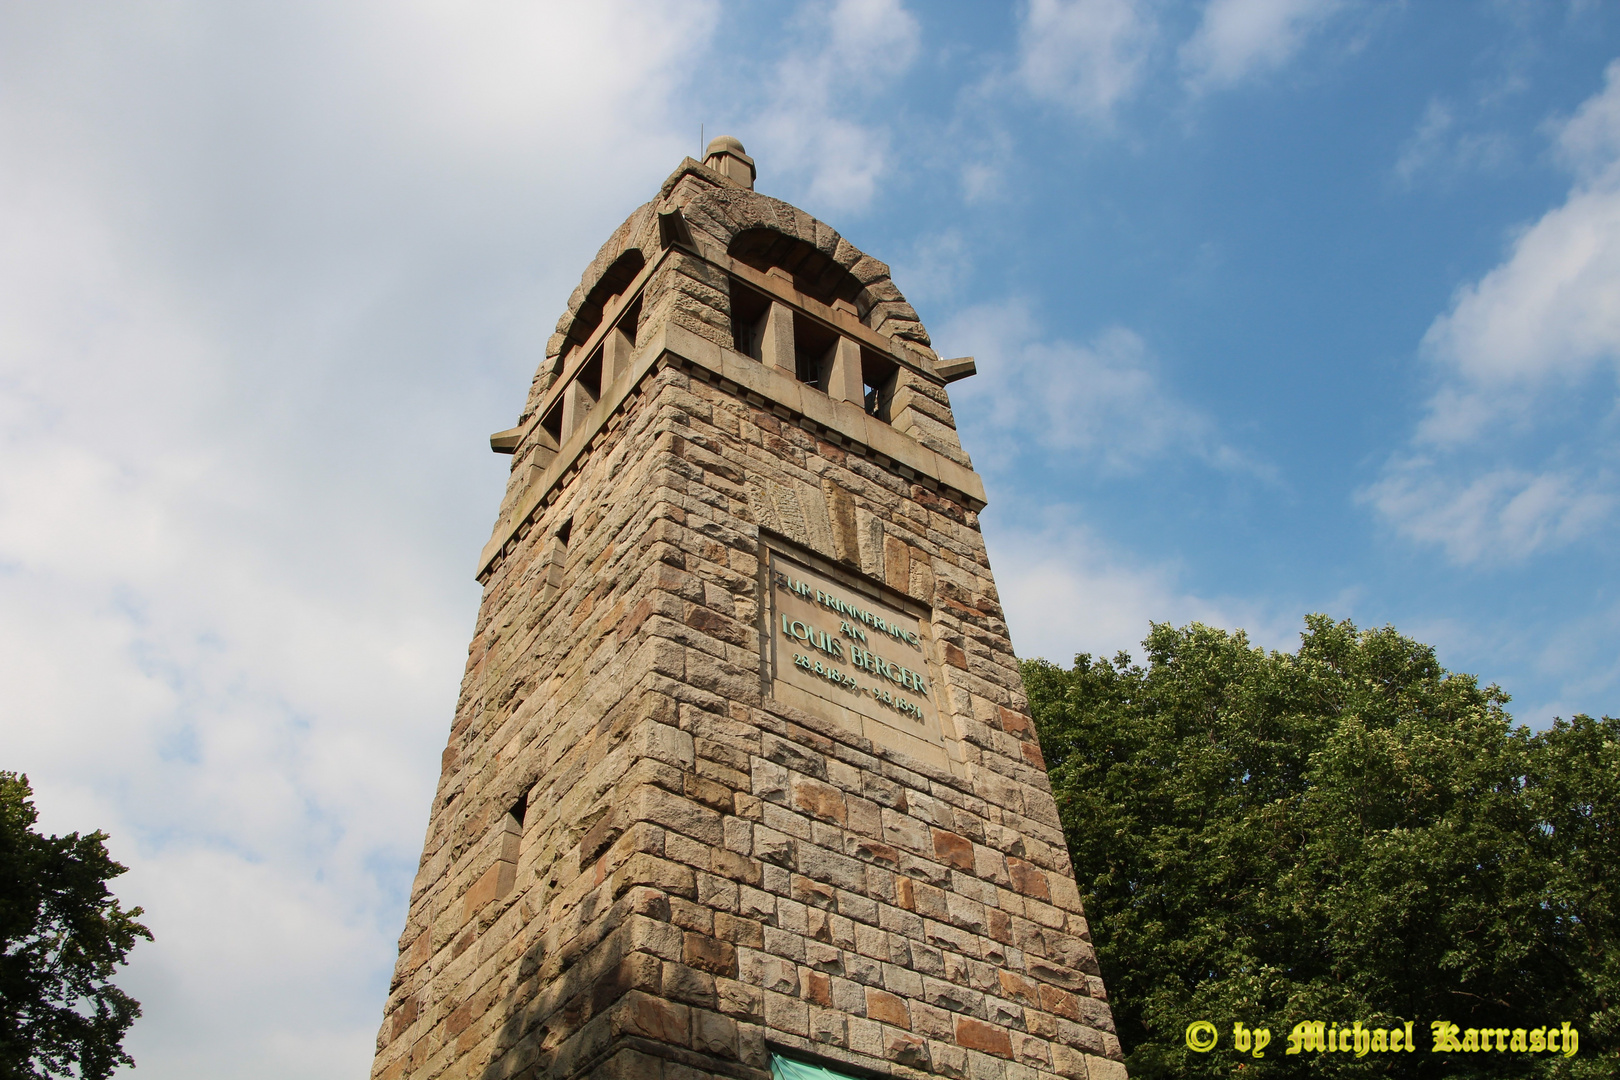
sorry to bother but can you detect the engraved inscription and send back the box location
[766,551,945,764]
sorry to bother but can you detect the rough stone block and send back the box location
[956,1017,1014,1059]
[866,987,910,1028]
[1084,1054,1128,1080]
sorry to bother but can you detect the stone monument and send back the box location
[371,138,1125,1080]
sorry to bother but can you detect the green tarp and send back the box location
[770,1054,862,1080]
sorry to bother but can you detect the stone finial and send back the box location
[703,135,756,190]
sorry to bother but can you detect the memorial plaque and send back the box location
[763,548,948,768]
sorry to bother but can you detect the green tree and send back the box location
[1025,616,1617,1078]
[0,773,151,1079]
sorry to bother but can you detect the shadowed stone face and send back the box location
[371,139,1127,1080]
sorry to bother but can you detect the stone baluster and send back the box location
[560,377,597,442]
[603,324,634,384]
[758,300,795,374]
[823,335,864,405]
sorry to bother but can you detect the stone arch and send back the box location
[676,186,932,349]
[560,247,644,355]
[727,228,863,310]
[526,171,936,424]
[542,201,659,367]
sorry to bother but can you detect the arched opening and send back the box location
[562,249,646,355]
[727,228,864,312]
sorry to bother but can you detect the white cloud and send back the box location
[984,510,1302,666]
[1393,99,1454,180]
[1398,594,1620,730]
[1360,461,1614,564]
[751,0,921,212]
[1394,97,1512,184]
[1418,60,1620,437]
[1557,57,1620,181]
[0,1,717,1076]
[944,302,1293,666]
[1368,60,1620,563]
[1179,0,1341,91]
[942,299,1268,477]
[1001,0,1353,133]
[1015,0,1156,121]
[891,229,970,306]
[1527,591,1620,718]
[1419,189,1620,435]
[827,0,921,71]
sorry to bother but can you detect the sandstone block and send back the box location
[866,987,910,1028]
[956,1016,1014,1059]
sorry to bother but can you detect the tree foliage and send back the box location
[1025,616,1618,1078]
[0,773,150,1080]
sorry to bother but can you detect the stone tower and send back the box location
[371,139,1125,1080]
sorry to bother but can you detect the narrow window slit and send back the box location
[496,784,532,898]
[794,315,839,390]
[730,279,771,359]
[861,348,899,422]
[578,349,603,402]
[541,399,564,447]
[540,517,572,606]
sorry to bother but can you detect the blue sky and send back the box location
[2,2,1618,1076]
[680,0,1620,727]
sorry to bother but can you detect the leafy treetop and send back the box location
[0,772,151,1080]
[1025,615,1617,1079]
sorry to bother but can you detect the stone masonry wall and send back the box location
[371,349,1126,1080]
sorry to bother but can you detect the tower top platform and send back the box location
[479,139,982,584]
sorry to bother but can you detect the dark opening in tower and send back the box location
[793,314,839,390]
[862,348,898,421]
[730,279,771,360]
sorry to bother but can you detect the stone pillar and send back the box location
[560,378,597,442]
[605,325,635,385]
[375,140,1125,1080]
[703,135,757,190]
[529,425,560,471]
[759,300,795,375]
[822,336,864,407]
[889,368,972,468]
